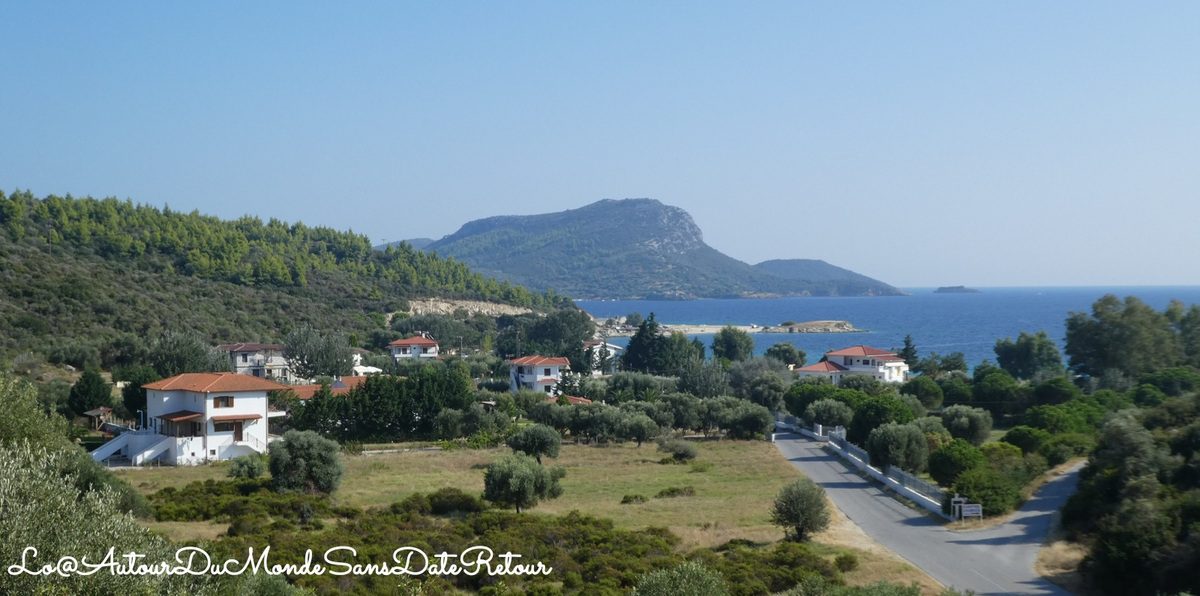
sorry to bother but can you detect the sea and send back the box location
[576,287,1200,369]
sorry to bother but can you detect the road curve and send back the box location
[774,433,1079,595]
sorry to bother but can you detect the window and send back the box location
[209,449,217,456]
[241,354,248,363]
[517,366,525,374]
[214,396,234,408]
[544,368,551,376]
[544,386,553,394]
[214,421,236,432]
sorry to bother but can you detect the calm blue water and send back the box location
[578,287,1200,368]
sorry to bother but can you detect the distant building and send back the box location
[795,345,910,385]
[90,373,288,466]
[290,376,369,400]
[547,395,593,406]
[388,334,439,361]
[508,355,571,395]
[582,339,623,375]
[217,343,294,383]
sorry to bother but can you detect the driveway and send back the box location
[774,433,1079,595]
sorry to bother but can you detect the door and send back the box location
[233,422,243,442]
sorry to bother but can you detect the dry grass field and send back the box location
[117,439,943,593]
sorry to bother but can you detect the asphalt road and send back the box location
[774,433,1080,595]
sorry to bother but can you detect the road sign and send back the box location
[961,504,983,519]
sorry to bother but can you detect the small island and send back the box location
[934,285,981,294]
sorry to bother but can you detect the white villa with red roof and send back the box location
[388,334,440,361]
[90,373,287,466]
[795,345,910,385]
[508,355,570,395]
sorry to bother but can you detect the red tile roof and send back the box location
[389,336,439,347]
[143,373,289,393]
[824,345,896,357]
[547,395,593,405]
[536,378,561,385]
[508,355,571,367]
[795,361,848,373]
[290,376,368,400]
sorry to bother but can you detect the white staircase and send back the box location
[90,433,129,462]
[131,436,173,465]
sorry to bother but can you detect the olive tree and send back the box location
[865,422,929,473]
[804,399,853,428]
[269,430,344,494]
[770,477,830,541]
[482,453,565,513]
[506,424,561,463]
[940,405,993,446]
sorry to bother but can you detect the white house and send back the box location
[795,345,910,385]
[388,335,439,361]
[583,339,623,375]
[90,373,288,466]
[508,355,570,395]
[217,343,295,383]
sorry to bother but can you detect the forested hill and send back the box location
[751,259,903,297]
[412,198,902,299]
[0,190,568,364]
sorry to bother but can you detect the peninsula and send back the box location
[600,319,861,337]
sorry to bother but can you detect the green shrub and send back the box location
[427,487,486,515]
[227,454,267,479]
[951,467,1021,515]
[654,486,696,498]
[149,478,331,522]
[622,494,649,505]
[635,560,729,596]
[1001,425,1051,454]
[928,439,985,486]
[657,438,698,463]
[1038,432,1095,466]
[834,552,859,572]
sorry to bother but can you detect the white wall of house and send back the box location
[390,344,439,360]
[509,364,564,395]
[144,388,269,464]
[823,356,909,384]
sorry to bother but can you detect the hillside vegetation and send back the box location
[0,190,567,365]
[412,198,902,299]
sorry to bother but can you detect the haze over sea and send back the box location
[578,287,1200,369]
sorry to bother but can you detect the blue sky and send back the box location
[2,2,1197,287]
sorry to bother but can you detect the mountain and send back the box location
[0,190,567,366]
[752,259,901,297]
[378,237,435,250]
[418,198,902,299]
